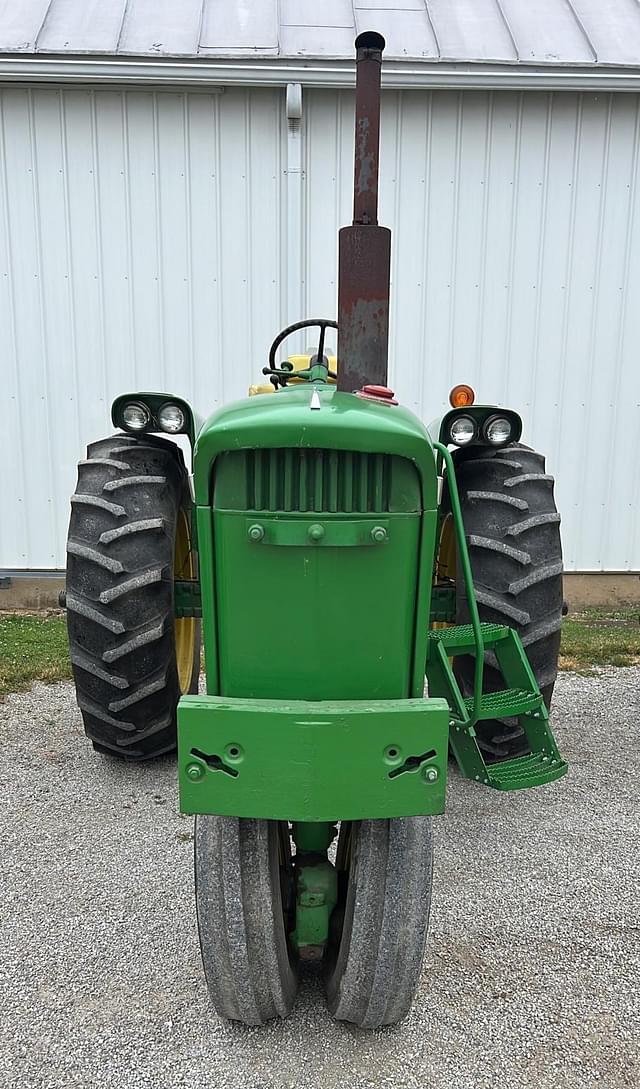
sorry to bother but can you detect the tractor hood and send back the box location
[193,384,438,509]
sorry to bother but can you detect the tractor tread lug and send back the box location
[99,518,166,544]
[78,458,131,470]
[70,650,129,689]
[108,672,168,712]
[103,475,168,492]
[466,490,529,511]
[520,616,563,646]
[116,712,172,746]
[77,696,136,731]
[508,561,564,596]
[505,512,561,536]
[99,565,165,604]
[70,493,126,517]
[467,535,531,565]
[65,592,125,634]
[102,621,165,662]
[473,589,531,626]
[504,473,554,488]
[66,539,124,574]
[461,458,523,471]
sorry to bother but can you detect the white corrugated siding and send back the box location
[0,86,287,568]
[1,85,639,571]
[303,89,640,573]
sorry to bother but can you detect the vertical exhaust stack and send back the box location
[337,32,391,393]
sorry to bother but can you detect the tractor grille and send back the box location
[244,448,392,513]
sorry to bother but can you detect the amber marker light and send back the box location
[449,384,476,408]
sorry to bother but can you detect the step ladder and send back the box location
[430,441,567,793]
[425,623,567,790]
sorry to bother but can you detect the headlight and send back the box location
[449,416,476,446]
[122,401,150,431]
[158,403,185,434]
[484,416,512,445]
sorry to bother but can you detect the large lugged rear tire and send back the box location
[194,817,298,1024]
[451,443,563,757]
[65,433,199,760]
[325,817,432,1028]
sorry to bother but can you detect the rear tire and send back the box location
[450,443,563,758]
[194,816,298,1024]
[325,818,432,1028]
[65,433,199,760]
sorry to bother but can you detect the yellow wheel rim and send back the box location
[437,514,456,582]
[174,508,196,693]
[432,515,457,633]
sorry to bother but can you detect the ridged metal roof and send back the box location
[3,0,640,68]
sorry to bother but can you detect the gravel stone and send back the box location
[1,668,639,1088]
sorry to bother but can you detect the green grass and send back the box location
[0,612,71,698]
[0,605,638,698]
[559,606,639,673]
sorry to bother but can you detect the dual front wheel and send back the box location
[195,816,433,1028]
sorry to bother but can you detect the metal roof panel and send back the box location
[118,0,203,57]
[427,0,518,62]
[499,0,596,64]
[0,0,640,69]
[354,8,439,59]
[0,0,51,51]
[569,0,640,65]
[37,0,127,54]
[200,0,278,52]
[280,0,353,27]
[280,25,356,57]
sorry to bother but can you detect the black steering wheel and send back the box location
[264,318,338,388]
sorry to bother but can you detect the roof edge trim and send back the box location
[1,55,640,91]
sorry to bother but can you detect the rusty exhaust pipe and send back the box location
[337,32,391,393]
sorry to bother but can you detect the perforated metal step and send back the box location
[487,752,568,791]
[427,622,510,650]
[463,687,543,720]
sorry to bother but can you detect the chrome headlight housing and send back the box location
[484,415,513,445]
[121,401,150,431]
[158,402,186,434]
[449,415,477,446]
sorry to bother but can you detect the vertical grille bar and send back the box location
[283,449,294,512]
[237,449,393,513]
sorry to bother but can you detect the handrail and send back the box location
[434,442,484,725]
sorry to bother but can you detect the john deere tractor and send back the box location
[63,33,566,1027]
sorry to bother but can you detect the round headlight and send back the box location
[449,416,476,446]
[158,403,185,434]
[122,402,150,431]
[485,416,512,445]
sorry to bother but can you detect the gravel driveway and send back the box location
[1,668,639,1089]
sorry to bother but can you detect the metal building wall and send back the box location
[0,86,287,570]
[1,85,639,572]
[303,89,640,574]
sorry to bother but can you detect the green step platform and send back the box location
[425,621,567,791]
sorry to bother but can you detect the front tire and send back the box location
[65,433,199,760]
[325,818,433,1028]
[195,817,298,1024]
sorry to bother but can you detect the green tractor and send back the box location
[63,33,566,1028]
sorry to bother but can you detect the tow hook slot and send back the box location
[388,748,437,779]
[190,748,238,778]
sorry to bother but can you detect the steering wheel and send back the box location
[264,318,338,389]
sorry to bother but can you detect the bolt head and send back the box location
[370,525,388,543]
[308,523,325,541]
[423,766,439,783]
[248,523,265,542]
[186,763,204,782]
